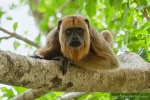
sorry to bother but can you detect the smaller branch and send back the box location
[142,8,150,21]
[11,89,49,100]
[58,92,88,100]
[134,0,150,21]
[0,27,41,49]
[0,36,12,40]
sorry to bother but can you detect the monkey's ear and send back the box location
[58,20,62,30]
[84,19,90,28]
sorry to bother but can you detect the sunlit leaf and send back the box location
[0,10,6,18]
[132,29,148,35]
[38,0,47,12]
[113,0,123,10]
[13,86,27,94]
[35,33,41,44]
[85,0,96,17]
[141,21,150,30]
[115,35,123,42]
[137,0,147,5]
[7,17,13,20]
[24,31,28,35]
[13,41,20,50]
[137,4,146,10]
[13,22,18,32]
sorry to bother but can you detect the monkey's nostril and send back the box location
[73,37,78,40]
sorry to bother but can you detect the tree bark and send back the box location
[0,49,150,92]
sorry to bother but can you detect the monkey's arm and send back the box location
[37,27,61,59]
[74,27,119,70]
[31,27,68,74]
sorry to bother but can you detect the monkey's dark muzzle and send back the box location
[69,41,81,47]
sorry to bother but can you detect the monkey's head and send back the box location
[58,15,90,61]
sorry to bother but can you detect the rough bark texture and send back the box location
[0,49,150,93]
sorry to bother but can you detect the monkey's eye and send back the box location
[78,28,83,34]
[65,29,72,37]
[66,29,71,34]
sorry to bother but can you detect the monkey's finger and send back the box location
[60,57,64,71]
[62,58,68,75]
[30,54,44,59]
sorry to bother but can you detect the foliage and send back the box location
[0,0,150,99]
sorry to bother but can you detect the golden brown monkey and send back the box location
[31,15,119,74]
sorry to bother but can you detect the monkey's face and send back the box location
[65,27,83,48]
[58,15,90,61]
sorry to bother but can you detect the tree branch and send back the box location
[0,36,12,40]
[134,0,150,21]
[0,49,150,92]
[58,92,88,100]
[11,89,49,100]
[0,27,41,49]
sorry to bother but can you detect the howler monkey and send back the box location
[31,15,119,75]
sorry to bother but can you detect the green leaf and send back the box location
[115,34,123,42]
[7,16,13,20]
[24,31,28,35]
[126,12,133,27]
[35,33,41,44]
[137,34,145,39]
[141,21,150,30]
[137,4,146,10]
[38,0,47,12]
[137,0,147,5]
[13,86,27,94]
[85,0,96,17]
[138,48,148,60]
[109,0,114,6]
[13,22,18,32]
[132,29,148,35]
[0,10,6,18]
[113,0,123,10]
[146,36,150,45]
[13,41,20,50]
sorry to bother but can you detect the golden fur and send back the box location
[59,15,90,60]
[37,15,119,71]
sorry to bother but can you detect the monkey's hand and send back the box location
[30,53,44,59]
[53,56,69,75]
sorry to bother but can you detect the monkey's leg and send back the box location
[100,30,114,49]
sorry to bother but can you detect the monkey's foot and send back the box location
[30,54,44,59]
[53,57,68,75]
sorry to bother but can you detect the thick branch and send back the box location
[0,49,150,92]
[0,27,41,49]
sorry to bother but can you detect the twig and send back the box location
[11,89,49,100]
[0,36,12,40]
[134,0,150,21]
[0,27,41,49]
